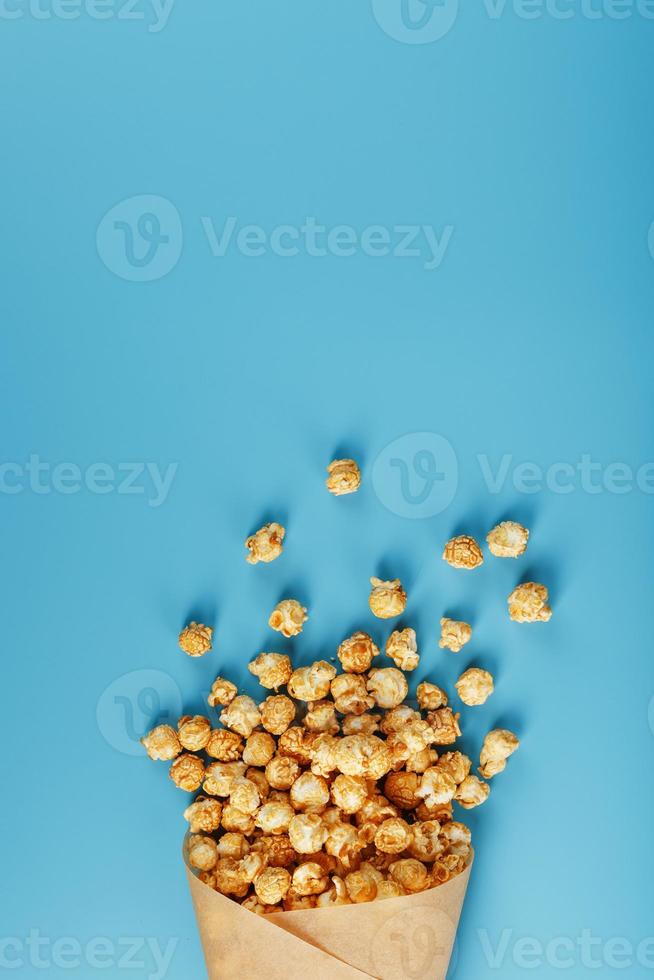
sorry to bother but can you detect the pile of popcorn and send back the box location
[143,460,551,914]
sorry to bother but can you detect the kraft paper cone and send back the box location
[185,849,472,980]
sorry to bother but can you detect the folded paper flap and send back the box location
[186,848,472,980]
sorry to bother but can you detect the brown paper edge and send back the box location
[185,846,473,980]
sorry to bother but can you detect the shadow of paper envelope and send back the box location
[186,853,472,979]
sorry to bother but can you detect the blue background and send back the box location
[2,1,654,978]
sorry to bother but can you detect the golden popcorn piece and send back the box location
[245,767,270,800]
[214,858,250,898]
[245,522,285,565]
[255,801,295,835]
[221,804,256,835]
[388,858,429,894]
[426,707,461,745]
[169,753,205,792]
[141,724,181,761]
[251,834,296,868]
[259,695,296,735]
[284,889,317,911]
[326,458,361,496]
[386,719,435,765]
[368,577,407,619]
[416,682,448,711]
[380,704,420,734]
[374,817,414,854]
[187,835,218,872]
[205,729,244,762]
[440,820,472,857]
[229,777,261,815]
[303,699,339,735]
[417,767,457,808]
[479,729,520,778]
[292,861,330,896]
[385,628,419,671]
[436,751,471,785]
[383,771,421,810]
[331,673,375,715]
[207,676,237,708]
[278,726,317,765]
[219,696,261,738]
[268,598,308,638]
[309,733,340,778]
[366,667,409,709]
[375,880,406,900]
[330,775,368,815]
[341,712,381,736]
[178,621,213,657]
[316,875,352,907]
[242,732,276,768]
[405,746,439,774]
[487,520,529,558]
[455,775,490,809]
[455,668,494,707]
[508,582,552,623]
[203,761,247,797]
[183,797,223,834]
[290,772,330,813]
[335,735,392,781]
[216,832,250,860]
[442,535,484,570]
[247,652,292,691]
[178,715,212,752]
[288,813,328,854]
[265,755,301,791]
[344,866,379,904]
[407,820,444,863]
[254,867,292,905]
[287,661,337,701]
[337,631,379,674]
[439,617,472,653]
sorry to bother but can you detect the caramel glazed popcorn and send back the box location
[143,632,521,915]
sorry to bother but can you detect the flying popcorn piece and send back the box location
[385,627,419,671]
[247,652,293,690]
[479,729,520,778]
[141,724,181,761]
[337,631,379,673]
[508,581,552,622]
[178,621,213,657]
[454,775,490,809]
[439,617,472,653]
[487,520,529,558]
[207,676,237,708]
[367,667,409,709]
[416,682,448,711]
[442,535,484,570]
[245,522,285,564]
[455,668,494,707]
[325,458,361,496]
[268,599,308,637]
[368,577,407,618]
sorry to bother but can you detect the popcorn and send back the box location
[337,632,379,673]
[290,772,330,813]
[288,814,328,854]
[330,775,368,814]
[309,733,340,778]
[479,729,520,778]
[221,804,256,835]
[368,577,407,619]
[455,775,490,809]
[331,673,375,715]
[170,754,205,792]
[205,729,244,762]
[345,867,379,903]
[380,704,420,734]
[416,767,457,808]
[178,621,213,657]
[229,777,261,815]
[292,862,330,896]
[245,522,285,564]
[303,700,339,734]
[268,599,308,637]
[203,761,247,797]
[487,521,529,559]
[426,707,461,745]
[440,821,472,857]
[141,724,181,761]
[255,801,295,835]
[375,880,406,900]
[436,751,471,785]
[442,536,484,570]
[184,797,223,834]
[383,771,421,810]
[217,833,250,860]
[259,695,295,735]
[439,618,472,653]
[188,835,218,872]
[341,712,381,735]
[385,628,419,671]
[219,696,261,738]
[374,818,413,854]
[416,682,448,711]
[251,834,296,867]
[455,668,494,706]
[407,821,444,863]
[242,732,276,767]
[265,756,301,791]
[388,859,429,894]
[325,458,361,496]
[278,727,317,765]
[508,582,552,623]
[317,875,351,907]
[366,668,408,709]
[335,735,392,780]
[248,653,292,690]
[287,661,336,701]
[254,868,291,905]
[178,715,212,752]
[207,676,237,708]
